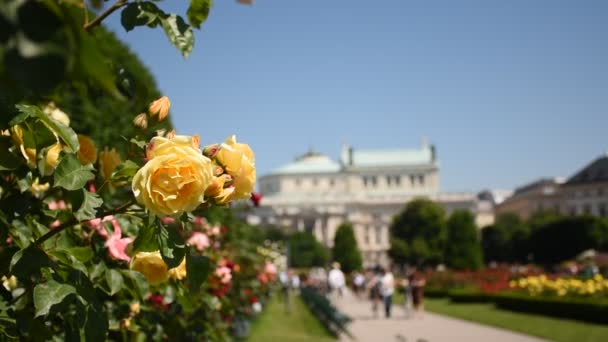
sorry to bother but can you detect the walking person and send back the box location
[367,270,382,318]
[381,267,395,318]
[411,271,426,318]
[400,275,413,318]
[352,271,365,299]
[328,262,346,300]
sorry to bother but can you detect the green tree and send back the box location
[288,231,329,268]
[389,198,446,265]
[445,210,483,270]
[332,223,362,273]
[481,213,529,263]
[530,216,608,264]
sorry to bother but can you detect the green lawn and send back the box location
[394,293,608,342]
[246,294,336,342]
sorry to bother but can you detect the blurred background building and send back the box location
[245,140,495,267]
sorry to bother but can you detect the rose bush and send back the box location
[0,0,275,340]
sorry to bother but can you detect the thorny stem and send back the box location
[34,199,136,247]
[83,0,128,32]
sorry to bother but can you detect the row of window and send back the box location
[575,188,606,198]
[569,203,608,217]
[363,174,425,187]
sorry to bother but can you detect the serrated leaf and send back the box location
[120,270,149,300]
[187,253,210,293]
[15,104,79,152]
[48,249,89,276]
[10,246,50,279]
[111,160,140,182]
[105,269,123,296]
[54,154,95,190]
[187,0,212,29]
[120,1,163,32]
[70,189,103,221]
[157,220,186,268]
[33,280,77,317]
[160,14,194,57]
[132,221,158,252]
[65,246,94,263]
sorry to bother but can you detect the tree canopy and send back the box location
[445,210,483,270]
[332,223,362,273]
[389,198,447,265]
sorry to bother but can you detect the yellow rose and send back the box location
[130,251,168,285]
[168,258,187,281]
[77,135,97,165]
[148,96,170,121]
[205,174,235,204]
[133,136,214,216]
[45,143,63,170]
[98,147,122,181]
[215,135,255,200]
[145,135,200,160]
[10,125,37,167]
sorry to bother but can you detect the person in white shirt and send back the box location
[381,267,395,318]
[328,262,346,299]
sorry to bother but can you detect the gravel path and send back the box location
[333,291,547,342]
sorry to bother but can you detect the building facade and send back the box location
[495,154,608,220]
[245,141,484,267]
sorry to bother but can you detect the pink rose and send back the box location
[216,266,232,284]
[105,220,133,262]
[86,215,116,239]
[187,232,210,251]
[48,200,67,211]
[265,262,277,275]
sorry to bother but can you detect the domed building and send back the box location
[246,141,480,267]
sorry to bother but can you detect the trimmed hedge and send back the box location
[439,289,608,324]
[493,293,608,324]
[425,288,449,298]
[447,289,494,303]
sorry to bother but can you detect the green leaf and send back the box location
[187,0,212,29]
[105,269,124,296]
[84,304,108,342]
[160,15,194,57]
[111,160,140,182]
[120,270,149,300]
[129,138,147,149]
[0,139,22,170]
[54,154,95,191]
[65,247,94,263]
[157,220,186,268]
[33,280,77,317]
[69,189,103,221]
[48,249,89,276]
[15,104,79,152]
[121,2,160,32]
[10,246,50,280]
[132,221,158,252]
[186,253,210,293]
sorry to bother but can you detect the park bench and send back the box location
[299,287,354,340]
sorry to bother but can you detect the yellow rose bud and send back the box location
[133,136,214,216]
[10,125,37,168]
[30,177,50,198]
[43,102,70,126]
[130,302,140,316]
[45,143,63,170]
[98,147,122,181]
[130,251,168,285]
[77,135,97,165]
[148,96,170,121]
[168,258,187,281]
[133,113,148,129]
[215,135,256,200]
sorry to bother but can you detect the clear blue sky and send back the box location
[104,0,607,192]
